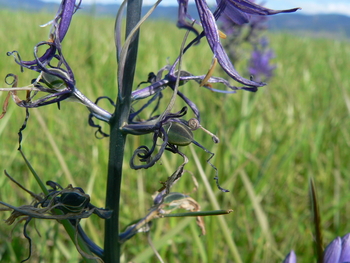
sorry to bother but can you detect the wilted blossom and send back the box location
[283,233,350,263]
[114,0,299,185]
[114,54,253,170]
[0,171,111,262]
[4,0,111,122]
[16,0,79,71]
[176,0,299,88]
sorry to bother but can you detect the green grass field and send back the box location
[0,9,350,263]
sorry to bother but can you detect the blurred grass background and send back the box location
[0,9,350,263]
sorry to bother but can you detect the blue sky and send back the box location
[42,0,350,16]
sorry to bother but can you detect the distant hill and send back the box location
[268,13,350,39]
[0,0,54,12]
[1,0,350,39]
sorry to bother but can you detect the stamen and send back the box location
[218,30,227,39]
[200,58,218,87]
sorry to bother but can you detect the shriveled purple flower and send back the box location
[176,0,299,88]
[11,0,81,71]
[5,0,79,109]
[116,57,230,191]
[123,105,190,169]
[120,58,258,144]
[4,0,111,122]
[131,55,257,104]
[248,38,276,82]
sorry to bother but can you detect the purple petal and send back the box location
[216,0,250,25]
[195,0,264,87]
[215,0,299,25]
[324,237,341,263]
[224,0,300,16]
[283,250,297,263]
[177,0,199,35]
[131,80,169,100]
[16,0,78,69]
[58,0,76,41]
[248,43,276,82]
[340,233,350,262]
[153,189,166,205]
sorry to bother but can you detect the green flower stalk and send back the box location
[103,0,143,261]
[0,0,301,262]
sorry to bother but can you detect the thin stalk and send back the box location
[103,0,143,262]
[161,210,233,218]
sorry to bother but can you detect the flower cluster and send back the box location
[217,0,278,82]
[0,0,301,261]
[248,37,276,82]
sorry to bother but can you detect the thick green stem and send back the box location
[103,1,142,262]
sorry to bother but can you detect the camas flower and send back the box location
[4,0,111,122]
[177,0,299,88]
[283,250,296,263]
[283,233,350,263]
[12,0,81,72]
[215,0,299,25]
[248,37,276,82]
[323,234,350,263]
[218,0,270,65]
[4,0,80,109]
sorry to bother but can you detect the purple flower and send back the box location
[324,233,350,263]
[283,250,296,263]
[248,38,276,82]
[5,0,79,106]
[5,0,111,122]
[12,0,81,72]
[177,0,299,88]
[283,233,350,263]
[216,0,299,25]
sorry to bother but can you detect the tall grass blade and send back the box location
[309,176,323,263]
[190,145,243,263]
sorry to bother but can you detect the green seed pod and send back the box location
[163,192,188,204]
[41,68,68,90]
[164,121,193,146]
[161,192,189,212]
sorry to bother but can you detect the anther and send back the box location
[218,30,227,39]
[200,58,218,87]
